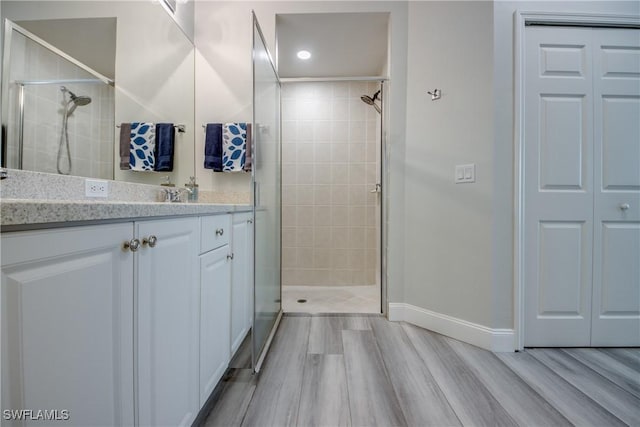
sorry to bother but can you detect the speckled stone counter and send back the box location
[1,199,252,230]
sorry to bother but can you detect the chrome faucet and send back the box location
[159,187,193,203]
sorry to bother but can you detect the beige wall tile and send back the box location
[332,226,350,248]
[298,247,314,268]
[314,186,331,205]
[331,249,350,269]
[282,248,298,268]
[296,164,314,185]
[349,143,366,163]
[314,143,331,163]
[314,164,331,185]
[332,185,349,205]
[331,164,349,185]
[331,206,349,226]
[282,227,296,248]
[297,185,314,205]
[296,227,314,247]
[314,248,331,268]
[314,206,332,226]
[282,185,296,206]
[297,206,315,226]
[314,226,332,248]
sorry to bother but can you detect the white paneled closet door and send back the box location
[591,29,640,346]
[524,26,640,347]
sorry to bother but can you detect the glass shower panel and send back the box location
[252,14,281,372]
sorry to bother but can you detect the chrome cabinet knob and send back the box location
[143,235,158,248]
[216,228,224,236]
[620,203,630,211]
[370,183,381,193]
[227,253,234,260]
[247,219,253,224]
[123,239,140,252]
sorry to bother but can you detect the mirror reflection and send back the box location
[1,1,195,186]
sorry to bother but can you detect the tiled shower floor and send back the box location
[282,285,381,313]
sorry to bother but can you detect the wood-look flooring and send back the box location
[202,314,640,427]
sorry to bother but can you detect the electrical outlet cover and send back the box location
[85,179,109,197]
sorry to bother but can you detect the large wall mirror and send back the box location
[0,1,195,186]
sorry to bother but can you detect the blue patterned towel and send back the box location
[222,122,247,172]
[154,123,175,171]
[204,123,223,171]
[129,122,156,171]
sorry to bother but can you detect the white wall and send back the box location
[403,1,495,327]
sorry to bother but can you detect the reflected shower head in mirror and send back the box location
[360,90,381,114]
[60,86,92,116]
[57,86,93,175]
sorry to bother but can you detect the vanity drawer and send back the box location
[200,214,231,253]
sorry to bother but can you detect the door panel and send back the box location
[525,26,640,347]
[199,245,231,405]
[592,28,640,346]
[136,218,200,426]
[1,224,134,427]
[538,222,588,317]
[539,95,587,189]
[601,97,640,189]
[524,27,594,346]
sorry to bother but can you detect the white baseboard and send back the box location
[388,303,515,352]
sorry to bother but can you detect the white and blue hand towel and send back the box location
[129,122,156,171]
[222,122,247,172]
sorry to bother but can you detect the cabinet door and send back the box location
[231,213,253,354]
[1,224,134,427]
[199,245,231,405]
[136,217,199,427]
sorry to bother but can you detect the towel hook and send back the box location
[427,89,441,101]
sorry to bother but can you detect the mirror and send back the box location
[1,1,195,187]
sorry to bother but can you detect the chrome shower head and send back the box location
[360,90,381,114]
[61,86,92,116]
[71,94,92,106]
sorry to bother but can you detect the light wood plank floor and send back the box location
[202,314,640,427]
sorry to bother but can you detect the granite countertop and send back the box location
[1,199,253,230]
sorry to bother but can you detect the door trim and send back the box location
[513,11,640,350]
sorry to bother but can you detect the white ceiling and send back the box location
[276,12,389,79]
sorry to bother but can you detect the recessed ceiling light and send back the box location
[297,50,311,60]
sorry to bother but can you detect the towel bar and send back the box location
[116,124,186,133]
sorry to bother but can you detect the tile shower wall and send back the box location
[281,81,380,287]
[6,31,114,179]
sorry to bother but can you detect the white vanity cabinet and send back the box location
[1,210,251,426]
[1,223,136,427]
[135,217,200,427]
[231,212,254,354]
[198,214,232,406]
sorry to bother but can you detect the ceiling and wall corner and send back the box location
[15,18,116,79]
[276,12,389,78]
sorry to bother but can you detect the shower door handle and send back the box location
[370,184,381,193]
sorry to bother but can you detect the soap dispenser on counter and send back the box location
[160,176,175,187]
[185,176,198,202]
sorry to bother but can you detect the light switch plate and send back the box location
[455,164,475,184]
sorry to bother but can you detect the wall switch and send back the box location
[455,164,475,184]
[85,179,109,197]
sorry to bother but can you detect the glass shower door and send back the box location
[252,13,281,372]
